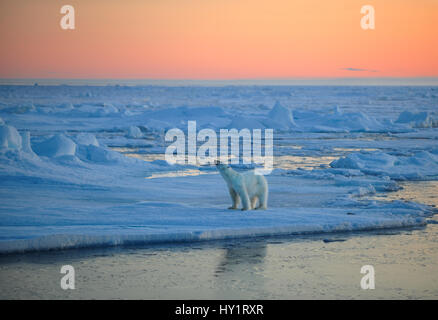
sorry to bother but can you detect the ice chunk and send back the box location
[396,111,438,128]
[331,152,396,170]
[0,125,22,150]
[126,126,143,138]
[78,144,137,165]
[73,103,119,117]
[331,105,343,115]
[33,134,77,158]
[75,133,99,146]
[263,101,297,130]
[331,151,438,180]
[353,185,377,197]
[20,131,36,155]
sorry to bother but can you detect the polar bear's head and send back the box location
[215,160,229,171]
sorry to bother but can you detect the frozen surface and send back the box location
[0,85,437,253]
[331,149,438,180]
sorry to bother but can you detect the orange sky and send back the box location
[0,0,437,79]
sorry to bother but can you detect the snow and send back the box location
[126,126,143,138]
[0,85,437,253]
[77,144,139,165]
[396,111,438,128]
[75,133,99,146]
[20,131,36,155]
[143,106,230,131]
[227,117,266,130]
[0,172,433,253]
[33,134,77,158]
[71,103,119,117]
[0,124,22,150]
[291,109,401,133]
[263,101,297,130]
[140,103,404,133]
[330,150,438,180]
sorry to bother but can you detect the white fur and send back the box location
[216,163,268,211]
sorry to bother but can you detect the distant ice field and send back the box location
[0,85,437,253]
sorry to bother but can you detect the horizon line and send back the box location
[1,77,438,87]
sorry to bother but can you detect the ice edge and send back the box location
[0,217,426,254]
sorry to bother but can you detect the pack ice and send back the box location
[0,85,437,253]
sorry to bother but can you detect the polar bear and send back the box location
[215,161,268,211]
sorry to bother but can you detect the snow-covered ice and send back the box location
[0,85,437,253]
[330,149,438,180]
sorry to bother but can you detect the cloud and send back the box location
[341,67,378,72]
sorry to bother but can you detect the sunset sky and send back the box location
[0,0,437,80]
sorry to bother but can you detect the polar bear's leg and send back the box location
[237,187,251,211]
[257,189,268,210]
[251,196,259,210]
[228,188,240,210]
